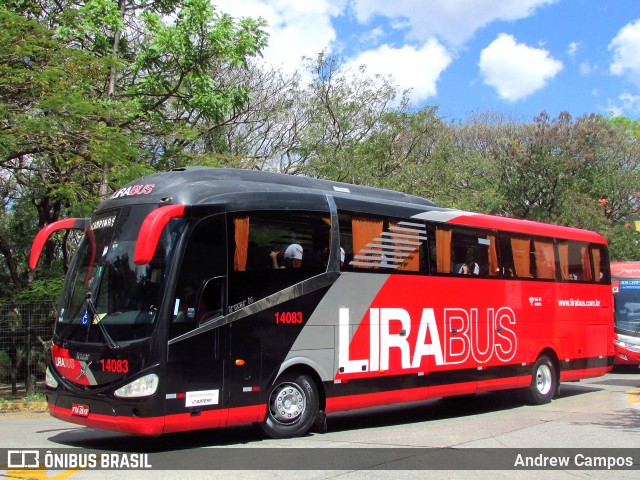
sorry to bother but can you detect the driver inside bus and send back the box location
[175,283,208,322]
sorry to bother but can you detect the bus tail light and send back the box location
[114,374,159,398]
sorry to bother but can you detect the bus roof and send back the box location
[444,212,607,245]
[101,167,607,245]
[104,167,437,210]
[611,261,640,278]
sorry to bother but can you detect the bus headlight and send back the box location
[45,367,58,388]
[114,374,159,398]
[614,339,626,348]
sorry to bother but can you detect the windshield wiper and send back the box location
[85,292,119,350]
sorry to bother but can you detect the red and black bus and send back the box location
[611,262,640,367]
[31,167,614,438]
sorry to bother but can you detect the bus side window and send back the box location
[170,216,226,338]
[339,212,426,273]
[591,245,610,283]
[428,225,452,274]
[558,241,594,282]
[200,276,225,323]
[448,227,495,277]
[499,234,532,279]
[228,211,330,308]
[533,238,556,280]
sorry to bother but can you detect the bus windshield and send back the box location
[56,205,184,347]
[614,279,640,335]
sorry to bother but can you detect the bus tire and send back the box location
[258,371,319,439]
[523,355,556,405]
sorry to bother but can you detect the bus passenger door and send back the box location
[164,215,229,430]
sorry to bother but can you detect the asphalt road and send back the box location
[1,369,638,479]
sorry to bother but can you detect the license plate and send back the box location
[71,403,90,417]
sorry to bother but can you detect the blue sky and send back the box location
[214,0,640,122]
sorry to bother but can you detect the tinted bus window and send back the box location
[591,245,610,283]
[339,212,427,273]
[170,215,227,337]
[427,225,498,277]
[228,211,330,308]
[498,234,556,280]
[450,227,498,277]
[558,241,594,282]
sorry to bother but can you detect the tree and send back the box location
[296,53,412,182]
[0,9,138,298]
[0,3,269,300]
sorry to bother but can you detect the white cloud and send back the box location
[344,41,453,104]
[567,41,579,57]
[478,34,563,101]
[214,0,346,74]
[212,1,576,111]
[609,19,640,87]
[606,92,640,117]
[350,0,558,46]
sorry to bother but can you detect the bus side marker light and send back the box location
[235,359,245,366]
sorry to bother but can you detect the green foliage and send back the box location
[607,226,640,261]
[15,278,64,304]
[0,3,269,301]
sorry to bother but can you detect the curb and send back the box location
[0,402,48,413]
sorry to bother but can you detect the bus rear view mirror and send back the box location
[134,204,185,266]
[30,218,90,269]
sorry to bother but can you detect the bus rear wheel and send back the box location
[523,355,557,405]
[258,371,319,439]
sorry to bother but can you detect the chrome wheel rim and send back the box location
[270,382,306,424]
[535,364,553,395]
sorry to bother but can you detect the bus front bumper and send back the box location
[48,394,165,436]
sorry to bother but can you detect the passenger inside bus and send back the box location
[270,243,303,269]
[458,261,479,275]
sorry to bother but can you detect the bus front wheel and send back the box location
[523,355,557,405]
[259,371,319,439]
